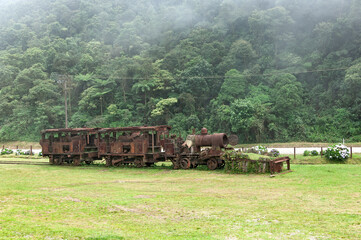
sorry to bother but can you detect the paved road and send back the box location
[236,147,361,154]
[6,147,361,155]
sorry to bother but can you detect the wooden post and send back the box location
[30,145,33,155]
[294,147,296,159]
[16,145,18,150]
[350,146,352,159]
[321,147,323,157]
[151,132,154,154]
[2,145,4,150]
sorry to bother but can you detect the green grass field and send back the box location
[0,156,360,239]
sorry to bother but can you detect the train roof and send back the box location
[41,128,101,133]
[41,125,171,134]
[98,125,171,132]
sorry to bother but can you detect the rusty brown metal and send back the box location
[178,128,230,170]
[228,134,239,146]
[40,126,291,174]
[269,157,291,173]
[40,125,176,167]
[40,127,100,165]
[194,132,228,149]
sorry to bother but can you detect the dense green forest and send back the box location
[0,0,360,143]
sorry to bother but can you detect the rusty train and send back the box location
[40,125,230,170]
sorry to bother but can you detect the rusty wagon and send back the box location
[40,125,289,173]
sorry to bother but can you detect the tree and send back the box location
[217,69,247,104]
[151,98,178,124]
[343,61,361,116]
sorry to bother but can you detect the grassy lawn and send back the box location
[282,153,361,165]
[0,157,360,239]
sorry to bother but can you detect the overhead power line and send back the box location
[99,67,349,81]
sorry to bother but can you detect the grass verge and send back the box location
[0,158,360,239]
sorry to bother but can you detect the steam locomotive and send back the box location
[39,125,230,170]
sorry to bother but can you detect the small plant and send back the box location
[268,149,280,157]
[1,148,13,155]
[324,144,349,162]
[250,145,268,155]
[311,150,318,156]
[303,150,310,156]
[15,149,25,155]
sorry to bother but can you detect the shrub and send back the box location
[303,150,310,156]
[311,150,318,156]
[268,149,280,157]
[1,148,13,155]
[15,149,24,155]
[249,145,268,155]
[324,144,349,161]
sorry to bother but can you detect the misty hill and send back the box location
[0,0,360,142]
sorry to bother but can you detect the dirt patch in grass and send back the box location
[108,205,142,213]
[134,195,156,199]
[62,196,82,202]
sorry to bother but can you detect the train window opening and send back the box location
[123,145,131,153]
[88,134,97,145]
[63,145,70,152]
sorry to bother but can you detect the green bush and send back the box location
[268,149,280,157]
[324,144,349,162]
[311,150,318,156]
[248,145,268,155]
[303,150,310,156]
[1,148,13,155]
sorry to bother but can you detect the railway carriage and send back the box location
[40,128,100,165]
[40,125,228,170]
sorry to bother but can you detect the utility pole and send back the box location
[51,73,73,129]
[64,80,68,128]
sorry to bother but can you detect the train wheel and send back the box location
[191,163,198,169]
[73,156,81,166]
[105,157,112,167]
[49,156,54,165]
[134,158,144,168]
[112,159,122,167]
[180,158,191,169]
[171,158,179,169]
[54,156,63,165]
[145,162,154,167]
[207,158,218,170]
[218,160,225,169]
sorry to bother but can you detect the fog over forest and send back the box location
[0,0,360,143]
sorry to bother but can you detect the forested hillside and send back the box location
[0,0,360,143]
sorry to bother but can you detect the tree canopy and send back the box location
[0,0,360,143]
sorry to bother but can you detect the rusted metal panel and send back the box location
[269,157,291,173]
